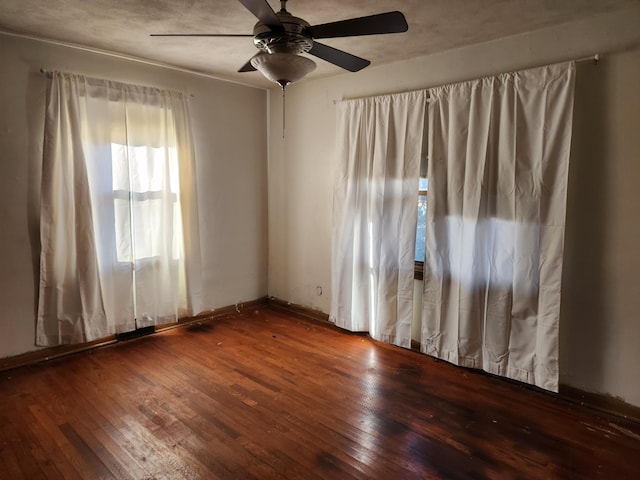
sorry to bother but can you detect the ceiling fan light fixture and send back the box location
[250,52,316,89]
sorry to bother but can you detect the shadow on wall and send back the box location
[559,59,608,390]
[26,69,47,322]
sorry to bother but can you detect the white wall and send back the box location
[267,8,640,406]
[0,34,268,359]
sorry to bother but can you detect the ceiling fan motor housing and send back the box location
[252,11,313,54]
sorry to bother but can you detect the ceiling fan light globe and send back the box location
[250,53,316,87]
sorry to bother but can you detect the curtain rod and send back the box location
[38,68,195,97]
[334,54,599,104]
[575,53,600,64]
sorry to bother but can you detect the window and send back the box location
[414,156,428,280]
[111,143,181,264]
[37,72,202,346]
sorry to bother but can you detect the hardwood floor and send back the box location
[1,308,639,479]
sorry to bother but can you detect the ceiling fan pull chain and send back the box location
[282,85,286,138]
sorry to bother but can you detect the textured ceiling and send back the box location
[1,0,639,89]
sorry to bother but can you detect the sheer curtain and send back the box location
[37,72,202,346]
[422,62,575,391]
[331,91,427,347]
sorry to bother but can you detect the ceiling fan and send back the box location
[151,0,409,89]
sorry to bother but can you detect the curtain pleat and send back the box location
[422,62,575,391]
[331,91,427,348]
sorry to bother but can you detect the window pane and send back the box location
[114,197,132,263]
[111,143,180,263]
[131,198,166,259]
[415,176,429,263]
[415,194,427,262]
[111,143,129,191]
[129,145,165,193]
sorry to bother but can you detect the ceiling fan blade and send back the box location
[238,55,258,72]
[150,34,253,37]
[309,42,370,72]
[309,11,408,39]
[238,0,283,31]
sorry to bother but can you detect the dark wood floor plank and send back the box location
[32,358,145,479]
[66,379,177,480]
[3,407,55,480]
[59,399,141,480]
[1,308,639,479]
[23,406,83,480]
[27,402,102,479]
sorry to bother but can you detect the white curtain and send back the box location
[331,91,427,347]
[422,62,575,391]
[37,72,202,345]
